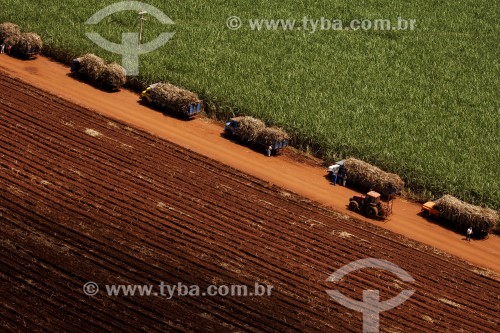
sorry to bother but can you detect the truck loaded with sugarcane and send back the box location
[421,195,498,239]
[71,54,126,91]
[0,22,42,59]
[224,116,289,156]
[141,83,203,118]
[335,158,404,197]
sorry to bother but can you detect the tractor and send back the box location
[349,191,393,219]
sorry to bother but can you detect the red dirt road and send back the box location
[0,55,499,274]
[1,73,499,332]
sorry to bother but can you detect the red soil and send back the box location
[0,71,499,332]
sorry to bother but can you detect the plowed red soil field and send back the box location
[1,73,499,332]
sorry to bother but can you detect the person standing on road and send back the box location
[331,168,338,186]
[466,227,473,241]
[266,145,272,157]
[0,43,5,54]
[338,165,346,186]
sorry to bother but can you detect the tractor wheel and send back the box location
[366,206,378,218]
[349,200,359,211]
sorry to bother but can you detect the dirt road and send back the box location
[0,55,498,273]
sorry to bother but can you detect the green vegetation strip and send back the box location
[1,0,498,209]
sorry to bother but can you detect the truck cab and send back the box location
[224,119,240,137]
[141,83,159,103]
[327,160,347,185]
[421,201,439,219]
[70,58,81,73]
